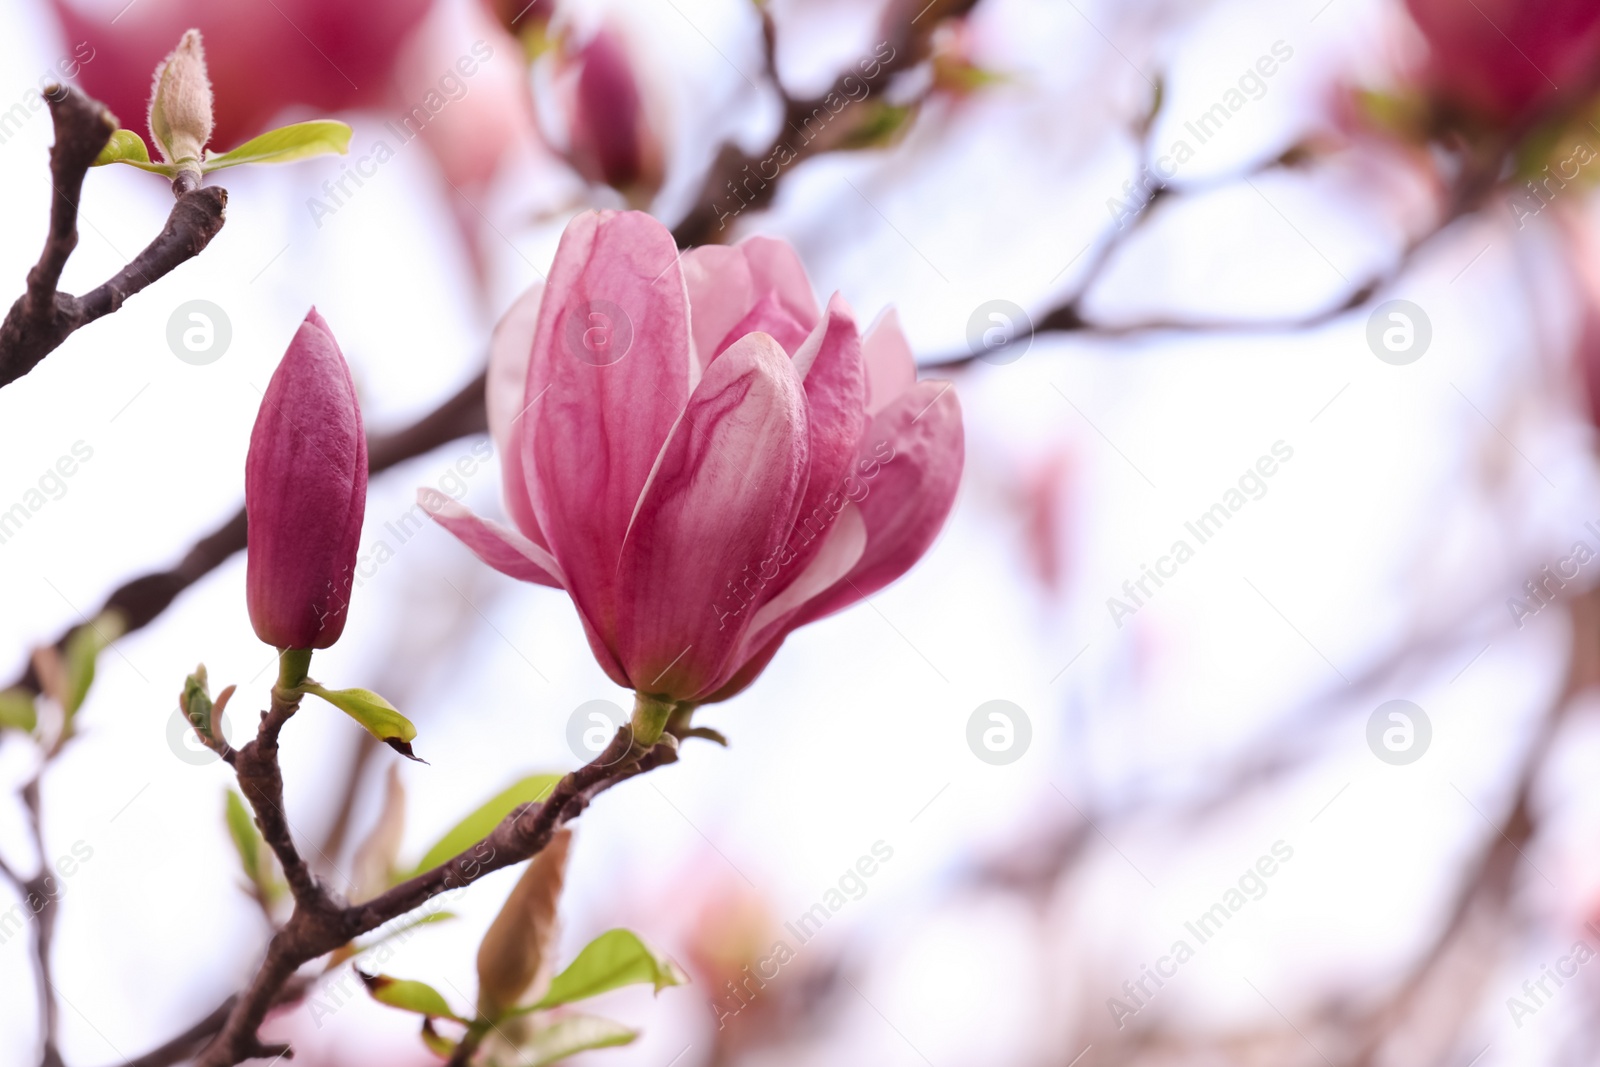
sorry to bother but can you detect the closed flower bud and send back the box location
[556,28,663,202]
[148,29,214,167]
[245,308,368,651]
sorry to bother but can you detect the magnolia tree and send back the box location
[0,7,966,1065]
[8,0,1600,1065]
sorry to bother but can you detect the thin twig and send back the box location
[192,718,681,1067]
[0,86,227,389]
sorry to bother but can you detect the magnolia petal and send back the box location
[487,282,547,545]
[525,210,693,670]
[861,307,917,415]
[419,490,628,687]
[763,293,868,601]
[792,379,963,626]
[682,236,820,369]
[713,289,812,359]
[418,488,562,588]
[743,503,866,649]
[614,332,809,699]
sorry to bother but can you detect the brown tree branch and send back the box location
[192,714,680,1067]
[671,0,982,248]
[0,86,227,390]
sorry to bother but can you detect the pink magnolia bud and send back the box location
[559,29,664,200]
[246,309,367,651]
[1405,0,1600,123]
[423,211,963,705]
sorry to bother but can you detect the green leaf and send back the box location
[528,929,687,1011]
[0,689,37,733]
[202,120,351,172]
[91,128,176,174]
[357,972,465,1021]
[406,774,562,879]
[301,683,423,761]
[490,1015,638,1067]
[420,1018,457,1058]
[224,790,264,889]
[838,103,915,151]
[63,611,126,719]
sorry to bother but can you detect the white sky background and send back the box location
[5,0,1600,1064]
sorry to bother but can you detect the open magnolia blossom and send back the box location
[422,210,963,706]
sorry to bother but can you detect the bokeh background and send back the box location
[5,0,1600,1064]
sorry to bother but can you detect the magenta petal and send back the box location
[525,210,694,669]
[790,379,963,626]
[682,236,820,368]
[861,307,917,415]
[418,488,562,588]
[245,308,368,650]
[487,282,547,546]
[762,293,868,600]
[713,290,812,359]
[614,332,809,699]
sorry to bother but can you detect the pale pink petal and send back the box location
[682,236,820,369]
[744,503,865,647]
[742,293,869,613]
[861,307,917,415]
[699,508,866,706]
[420,488,628,686]
[791,379,963,626]
[613,332,809,699]
[487,282,546,544]
[418,488,562,588]
[525,210,693,666]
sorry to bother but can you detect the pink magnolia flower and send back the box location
[422,210,963,704]
[246,309,368,651]
[1404,0,1600,123]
